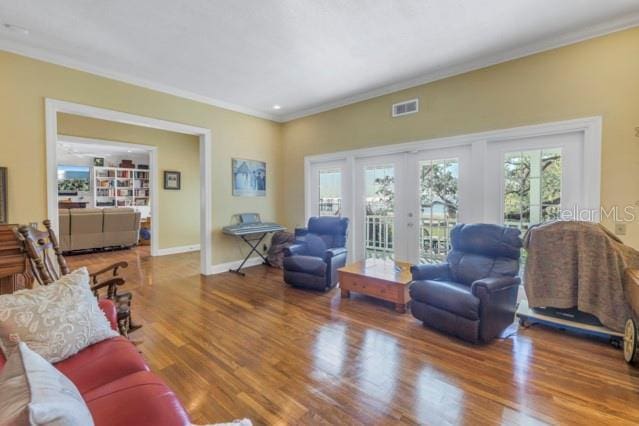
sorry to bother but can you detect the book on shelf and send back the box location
[94,166,150,209]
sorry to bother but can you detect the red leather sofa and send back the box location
[0,299,190,426]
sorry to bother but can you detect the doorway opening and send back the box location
[56,136,154,251]
[45,99,213,275]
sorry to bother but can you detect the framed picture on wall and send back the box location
[232,158,266,197]
[163,171,181,190]
[0,167,7,224]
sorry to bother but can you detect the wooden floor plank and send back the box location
[67,247,639,425]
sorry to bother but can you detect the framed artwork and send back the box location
[163,171,181,190]
[232,158,266,197]
[57,165,90,195]
[93,157,105,167]
[0,167,7,224]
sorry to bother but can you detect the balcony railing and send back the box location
[365,215,394,259]
[420,219,455,264]
[364,214,455,263]
[319,199,341,216]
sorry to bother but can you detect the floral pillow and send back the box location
[0,267,118,363]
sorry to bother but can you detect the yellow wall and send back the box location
[58,114,200,250]
[2,26,639,262]
[0,50,282,264]
[281,27,639,247]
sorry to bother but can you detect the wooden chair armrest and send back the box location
[90,261,129,284]
[91,277,125,299]
[114,290,133,303]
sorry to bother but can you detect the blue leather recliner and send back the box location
[410,223,522,343]
[283,217,349,291]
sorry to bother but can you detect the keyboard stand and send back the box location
[230,233,271,276]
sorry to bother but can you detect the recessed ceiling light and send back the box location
[272,105,281,110]
[2,23,29,35]
[127,150,133,153]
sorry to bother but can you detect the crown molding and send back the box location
[278,14,639,122]
[0,39,281,122]
[2,12,638,124]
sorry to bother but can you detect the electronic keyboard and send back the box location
[222,222,285,236]
[222,213,286,275]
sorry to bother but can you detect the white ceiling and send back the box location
[1,1,639,122]
[57,140,149,167]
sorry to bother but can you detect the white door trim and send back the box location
[307,160,348,218]
[45,98,214,275]
[304,116,602,262]
[405,145,472,263]
[304,116,602,212]
[354,153,407,261]
[485,131,585,224]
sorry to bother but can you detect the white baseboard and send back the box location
[209,257,265,275]
[155,244,201,256]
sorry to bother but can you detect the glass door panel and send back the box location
[364,164,396,260]
[354,149,468,263]
[407,146,470,265]
[318,168,342,216]
[309,160,347,220]
[355,154,406,261]
[419,158,459,263]
[503,148,562,231]
[485,131,582,227]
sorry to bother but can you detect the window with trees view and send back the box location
[503,148,562,231]
[362,159,460,263]
[365,165,395,260]
[419,158,459,263]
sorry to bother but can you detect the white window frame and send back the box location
[485,132,584,226]
[304,116,602,262]
[354,153,407,261]
[308,160,348,218]
[406,146,472,263]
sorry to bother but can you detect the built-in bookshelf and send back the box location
[93,167,150,215]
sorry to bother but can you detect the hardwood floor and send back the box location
[68,247,639,425]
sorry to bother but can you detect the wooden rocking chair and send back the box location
[16,220,142,337]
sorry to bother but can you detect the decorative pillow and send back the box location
[0,341,95,425]
[0,267,118,363]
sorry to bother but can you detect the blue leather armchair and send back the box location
[283,217,349,291]
[410,223,522,343]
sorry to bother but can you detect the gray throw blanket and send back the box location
[266,231,295,268]
[523,221,639,332]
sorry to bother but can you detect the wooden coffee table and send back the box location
[338,259,413,313]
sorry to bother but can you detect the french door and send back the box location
[307,122,593,266]
[406,147,471,263]
[354,154,407,261]
[353,147,470,264]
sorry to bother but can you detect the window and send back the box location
[364,164,395,260]
[318,169,342,216]
[307,118,598,265]
[419,158,459,263]
[503,148,562,231]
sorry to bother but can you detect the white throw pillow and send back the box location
[0,267,118,363]
[0,341,95,425]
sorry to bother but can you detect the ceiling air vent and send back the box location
[392,98,419,117]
